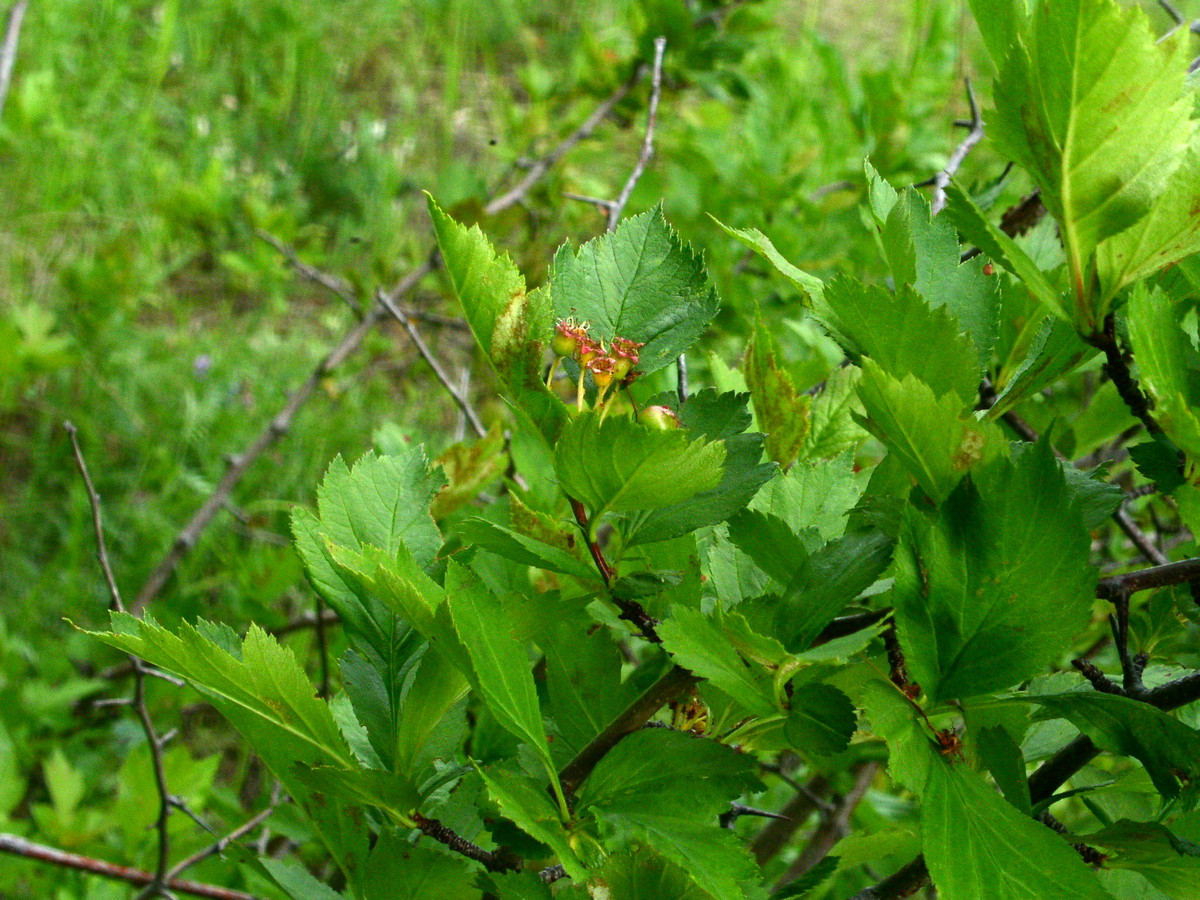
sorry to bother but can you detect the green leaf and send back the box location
[858,678,935,793]
[294,766,420,824]
[588,847,709,900]
[878,188,1001,371]
[967,0,1028,67]
[393,647,470,780]
[260,859,349,900]
[1130,437,1187,493]
[554,411,725,531]
[476,768,587,882]
[784,683,857,758]
[551,206,720,375]
[624,390,776,547]
[363,833,479,900]
[727,509,810,587]
[799,365,867,462]
[977,725,1032,816]
[659,606,777,717]
[1081,819,1200,899]
[542,621,638,757]
[923,756,1115,900]
[1024,692,1200,806]
[990,0,1194,328]
[856,359,1005,505]
[88,614,368,880]
[776,529,894,653]
[491,872,554,900]
[444,561,550,768]
[891,442,1095,703]
[430,426,509,519]
[943,184,1067,320]
[751,451,864,542]
[1126,283,1200,462]
[577,729,761,899]
[745,317,811,467]
[821,278,980,403]
[455,518,599,583]
[988,315,1092,418]
[427,195,565,440]
[710,216,824,302]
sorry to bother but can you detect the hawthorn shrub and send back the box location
[90,1,1200,897]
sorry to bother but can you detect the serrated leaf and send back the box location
[542,622,638,757]
[856,359,1005,504]
[988,314,1092,417]
[943,184,1067,320]
[88,614,368,879]
[624,390,776,547]
[977,725,1032,816]
[1081,820,1200,899]
[923,756,1115,900]
[892,442,1095,703]
[589,847,709,900]
[260,859,349,900]
[431,426,509,519]
[967,0,1028,67]
[659,606,778,717]
[456,518,600,583]
[363,834,479,900]
[1130,438,1187,493]
[727,509,810,587]
[858,678,934,794]
[477,768,587,882]
[294,766,420,823]
[785,683,857,758]
[990,0,1194,328]
[821,278,980,402]
[711,216,824,302]
[427,196,566,440]
[1024,692,1200,806]
[550,206,720,375]
[445,561,550,768]
[744,317,811,467]
[799,365,866,462]
[879,188,1001,370]
[751,452,864,542]
[554,412,725,531]
[1127,283,1200,462]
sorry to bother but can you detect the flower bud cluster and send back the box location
[550,317,645,412]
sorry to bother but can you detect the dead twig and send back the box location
[607,36,668,230]
[0,0,30,118]
[931,79,983,215]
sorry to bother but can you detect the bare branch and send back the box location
[0,0,29,118]
[931,79,983,215]
[412,813,522,873]
[1096,556,1200,599]
[376,288,486,439]
[750,774,830,865]
[0,834,258,900]
[160,793,282,885]
[66,423,175,897]
[606,36,668,230]
[255,230,359,314]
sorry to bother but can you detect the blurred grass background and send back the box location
[0,0,1141,893]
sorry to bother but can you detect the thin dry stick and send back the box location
[376,288,486,438]
[159,792,282,886]
[931,78,982,215]
[65,422,175,899]
[607,36,668,230]
[0,0,30,118]
[131,259,434,612]
[485,64,647,216]
[0,834,258,900]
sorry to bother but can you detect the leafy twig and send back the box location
[931,79,983,215]
[66,422,176,898]
[412,813,522,873]
[0,0,29,118]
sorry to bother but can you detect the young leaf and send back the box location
[1125,283,1200,462]
[821,278,981,403]
[1024,692,1200,806]
[427,196,565,440]
[990,0,1194,327]
[444,561,550,768]
[744,317,811,467]
[554,411,725,530]
[550,206,720,375]
[856,359,1005,505]
[455,518,600,583]
[799,365,866,462]
[923,756,1115,900]
[891,442,1095,703]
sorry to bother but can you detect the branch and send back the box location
[412,813,521,873]
[159,792,282,886]
[931,79,983,215]
[0,834,259,900]
[1095,556,1200,599]
[375,288,486,438]
[750,774,831,865]
[1086,313,1163,440]
[606,36,667,231]
[66,423,175,896]
[0,0,29,118]
[557,665,698,799]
